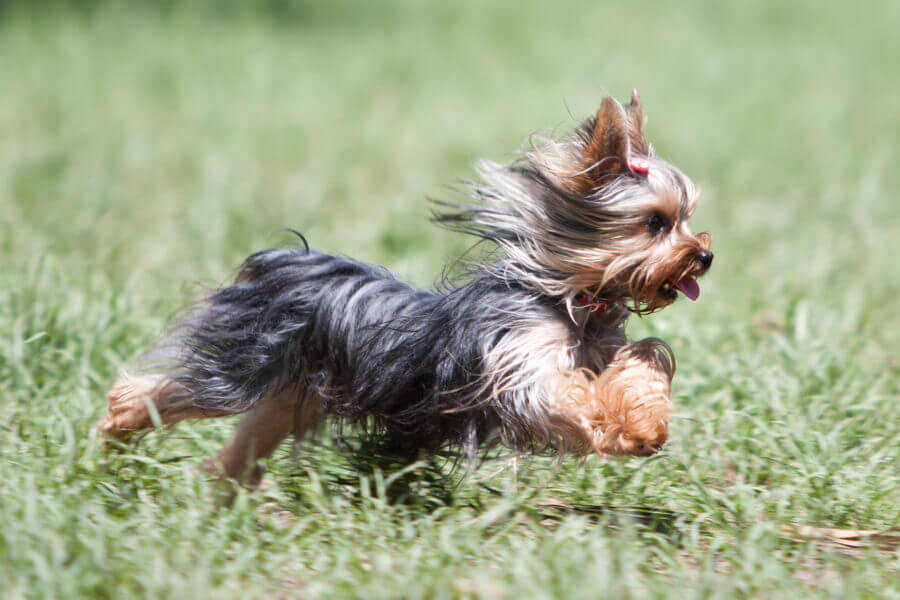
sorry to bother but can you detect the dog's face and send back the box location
[440,90,712,312]
[577,160,713,314]
[536,90,713,313]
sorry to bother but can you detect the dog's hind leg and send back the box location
[101,373,321,490]
[98,373,231,439]
[211,387,321,489]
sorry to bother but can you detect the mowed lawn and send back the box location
[1,2,898,598]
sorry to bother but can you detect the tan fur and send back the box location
[624,88,650,155]
[548,338,674,456]
[100,374,322,489]
[211,388,321,488]
[567,97,632,195]
[480,317,675,458]
[98,373,229,438]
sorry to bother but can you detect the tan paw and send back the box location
[96,374,163,439]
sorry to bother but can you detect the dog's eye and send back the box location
[646,213,669,234]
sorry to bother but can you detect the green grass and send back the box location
[2,1,899,598]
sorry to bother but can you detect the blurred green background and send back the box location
[1,1,898,598]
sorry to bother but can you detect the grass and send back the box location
[1,1,899,597]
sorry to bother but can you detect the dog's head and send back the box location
[439,90,712,314]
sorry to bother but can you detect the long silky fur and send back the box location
[129,95,709,460]
[155,248,626,457]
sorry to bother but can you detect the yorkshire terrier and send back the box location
[99,90,712,488]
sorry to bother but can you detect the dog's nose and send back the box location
[695,250,714,269]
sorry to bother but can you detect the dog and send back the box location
[98,90,712,488]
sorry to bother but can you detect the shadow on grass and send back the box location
[530,498,681,536]
[275,435,684,538]
[278,435,462,509]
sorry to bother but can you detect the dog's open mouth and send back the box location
[666,276,700,301]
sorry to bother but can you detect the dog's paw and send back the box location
[96,374,162,439]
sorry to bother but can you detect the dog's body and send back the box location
[99,91,712,487]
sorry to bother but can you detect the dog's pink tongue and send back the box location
[674,277,700,301]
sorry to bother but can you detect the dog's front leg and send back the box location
[550,338,675,456]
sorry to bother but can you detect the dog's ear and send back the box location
[568,97,632,196]
[625,89,651,156]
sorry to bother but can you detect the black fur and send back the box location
[162,246,583,455]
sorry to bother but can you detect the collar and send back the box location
[575,292,612,314]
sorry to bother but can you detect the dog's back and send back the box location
[163,247,551,453]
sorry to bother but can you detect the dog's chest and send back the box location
[481,307,626,386]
